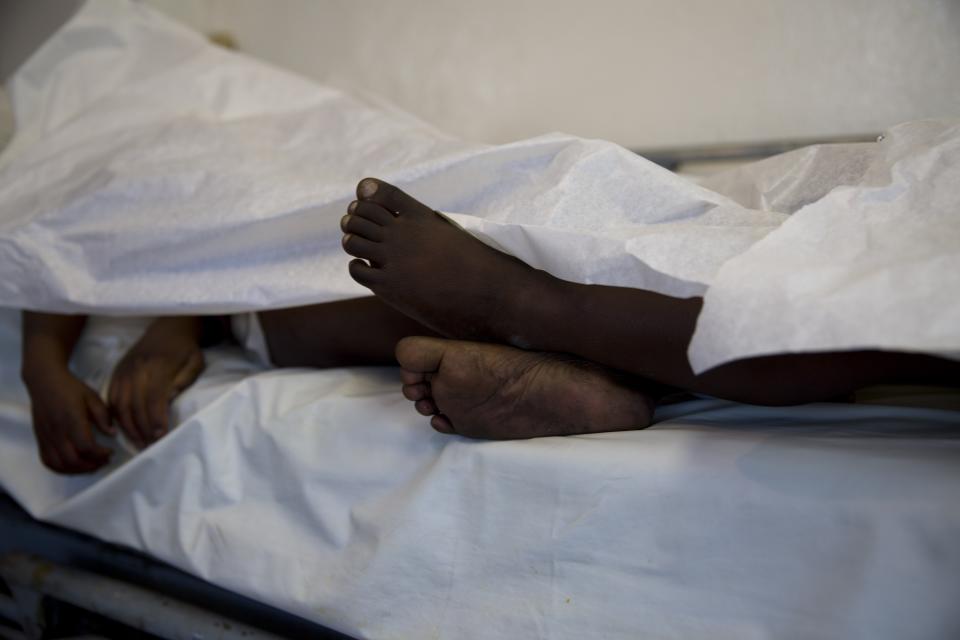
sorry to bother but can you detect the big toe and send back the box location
[395,336,448,373]
[356,178,434,217]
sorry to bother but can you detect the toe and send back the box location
[395,336,449,373]
[348,258,382,287]
[342,233,384,262]
[357,178,435,218]
[415,398,438,416]
[400,367,428,385]
[341,213,384,241]
[402,382,430,401]
[357,177,381,200]
[352,200,396,225]
[431,414,455,434]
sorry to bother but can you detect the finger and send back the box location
[58,439,98,474]
[113,380,143,448]
[86,391,116,436]
[39,441,64,472]
[171,349,204,394]
[108,366,122,409]
[146,388,170,441]
[156,351,204,439]
[131,368,156,445]
[107,383,122,434]
[67,419,112,464]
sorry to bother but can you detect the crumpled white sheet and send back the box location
[0,0,762,319]
[2,308,959,640]
[692,121,960,370]
[2,5,960,639]
[3,0,956,371]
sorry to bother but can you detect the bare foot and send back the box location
[340,178,552,343]
[395,336,654,439]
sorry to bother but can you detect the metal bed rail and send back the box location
[635,133,879,171]
[0,494,352,640]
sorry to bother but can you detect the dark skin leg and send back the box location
[257,296,439,368]
[341,178,960,406]
[258,299,658,440]
[228,307,668,441]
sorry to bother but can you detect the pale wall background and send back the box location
[2,1,959,151]
[142,0,960,150]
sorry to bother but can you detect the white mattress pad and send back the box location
[1,311,958,639]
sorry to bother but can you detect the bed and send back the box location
[2,2,959,639]
[2,309,959,639]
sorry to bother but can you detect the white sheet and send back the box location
[2,309,959,639]
[692,122,960,369]
[1,0,956,370]
[2,3,960,638]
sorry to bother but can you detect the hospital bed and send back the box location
[2,309,959,640]
[2,2,959,638]
[0,495,349,639]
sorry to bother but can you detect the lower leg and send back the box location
[341,179,960,404]
[517,277,960,404]
[260,297,659,440]
[258,296,437,368]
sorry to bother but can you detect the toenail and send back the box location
[358,178,378,199]
[348,200,358,214]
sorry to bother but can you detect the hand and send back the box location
[108,317,205,449]
[24,367,115,474]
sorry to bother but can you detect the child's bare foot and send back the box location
[395,336,654,439]
[340,178,552,343]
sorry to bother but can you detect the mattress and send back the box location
[2,2,958,637]
[1,310,958,639]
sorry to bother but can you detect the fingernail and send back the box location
[358,178,378,199]
[348,200,358,214]
[341,233,351,247]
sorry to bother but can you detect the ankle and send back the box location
[500,268,568,351]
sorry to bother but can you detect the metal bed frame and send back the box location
[0,494,352,639]
[635,134,878,172]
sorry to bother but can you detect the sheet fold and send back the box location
[0,0,957,367]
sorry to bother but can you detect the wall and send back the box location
[72,0,960,148]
